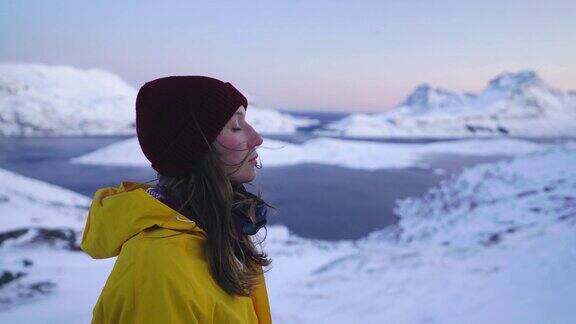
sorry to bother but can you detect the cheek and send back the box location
[216,133,247,161]
[217,133,241,148]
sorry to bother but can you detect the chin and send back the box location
[242,174,257,183]
[231,171,256,184]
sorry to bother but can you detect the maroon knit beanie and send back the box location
[135,76,248,176]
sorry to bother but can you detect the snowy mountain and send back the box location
[394,83,476,115]
[0,62,318,137]
[323,70,576,138]
[1,142,575,322]
[0,63,137,136]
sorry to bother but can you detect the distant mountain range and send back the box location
[0,62,317,137]
[2,64,573,139]
[322,70,576,138]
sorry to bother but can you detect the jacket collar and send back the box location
[80,181,206,259]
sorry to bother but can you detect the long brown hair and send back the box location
[154,146,274,296]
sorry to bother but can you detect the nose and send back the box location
[250,125,263,148]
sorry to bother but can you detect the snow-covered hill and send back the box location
[268,143,576,323]
[323,70,576,138]
[1,142,575,323]
[0,62,318,137]
[0,63,137,136]
[0,168,90,309]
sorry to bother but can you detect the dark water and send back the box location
[252,164,442,240]
[0,110,529,240]
[277,109,350,125]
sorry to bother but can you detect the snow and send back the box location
[0,62,137,136]
[1,141,575,323]
[246,106,319,135]
[70,135,567,170]
[0,250,114,323]
[0,167,92,310]
[397,83,476,115]
[487,70,542,91]
[324,70,576,138]
[0,62,318,137]
[0,168,90,232]
[267,144,576,323]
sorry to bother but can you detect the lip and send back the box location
[248,155,258,162]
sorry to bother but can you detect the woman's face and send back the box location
[213,106,263,184]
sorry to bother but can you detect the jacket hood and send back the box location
[81,181,206,259]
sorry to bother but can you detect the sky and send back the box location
[1,0,575,112]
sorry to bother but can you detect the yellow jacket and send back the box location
[81,181,272,324]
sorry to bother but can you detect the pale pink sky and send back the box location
[1,1,574,112]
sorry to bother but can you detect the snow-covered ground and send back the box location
[1,142,575,323]
[0,62,317,137]
[70,135,567,171]
[323,70,576,138]
[0,167,92,312]
[272,144,576,323]
[0,168,90,232]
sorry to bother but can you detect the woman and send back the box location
[81,76,274,324]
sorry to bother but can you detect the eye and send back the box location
[232,127,242,131]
